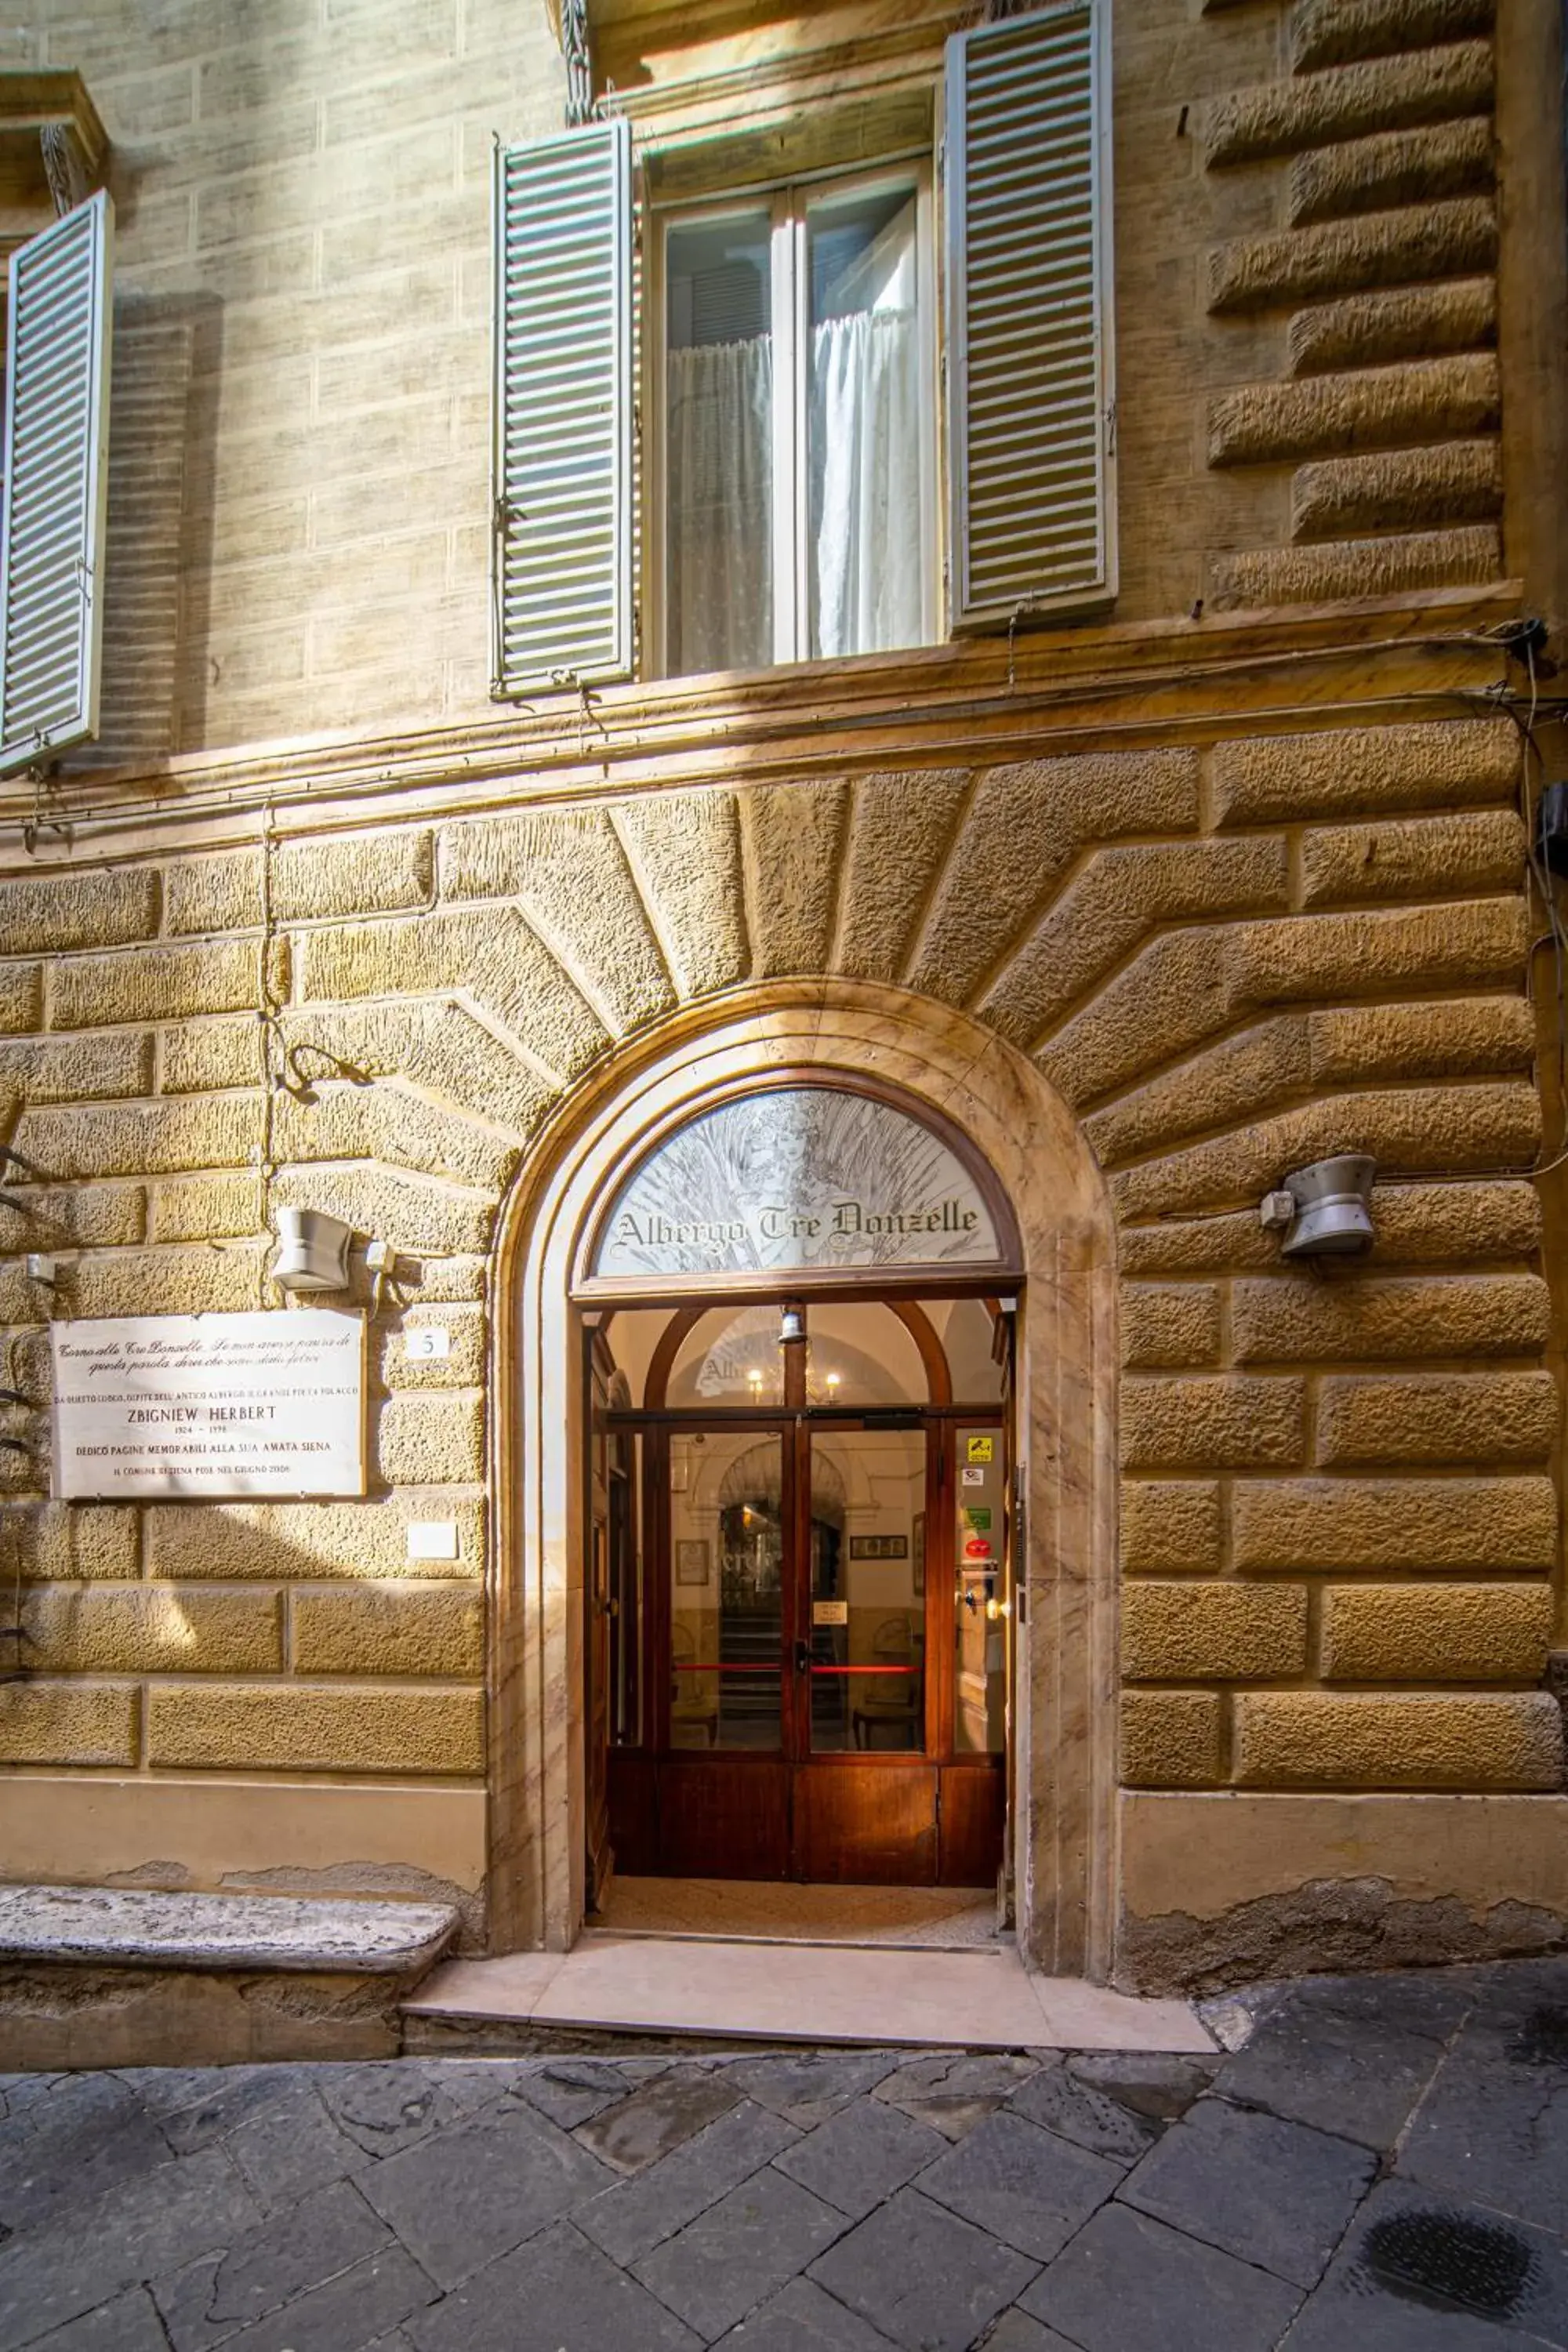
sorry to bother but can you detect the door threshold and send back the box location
[401,1933,1215,2056]
[590,1875,1007,1951]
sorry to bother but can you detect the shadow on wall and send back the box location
[60,147,222,774]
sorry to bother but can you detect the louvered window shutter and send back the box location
[946,2,1114,630]
[0,190,114,775]
[493,120,633,695]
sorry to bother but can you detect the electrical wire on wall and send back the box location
[256,799,281,1308]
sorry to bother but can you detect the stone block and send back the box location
[147,1684,484,1773]
[1120,1483,1221,1573]
[0,965,42,1033]
[0,871,158,957]
[1291,0,1494,74]
[1291,440,1501,542]
[1233,1691,1563,1789]
[292,1585,483,1675]
[1120,1286,1221,1370]
[161,1017,265,1094]
[1230,1475,1556,1572]
[1121,1692,1222,1787]
[0,1033,155,1105]
[1122,1377,1305,1471]
[1210,527,1501,611]
[1287,277,1497,377]
[23,1585,282,1674]
[268,1163,496,1258]
[0,1681,137,1765]
[1232,1272,1550,1363]
[1239,902,1526,1001]
[278,999,555,1144]
[1210,354,1498,465]
[1204,45,1494,169]
[151,1174,260,1243]
[439,808,673,1036]
[1317,1370,1558,1466]
[1308,996,1532,1083]
[741,782,849,981]
[5,1502,140,1581]
[1036,935,1227,1110]
[1123,1582,1308,1681]
[1111,1081,1537,1222]
[378,1308,485,1391]
[612,789,747,1001]
[166,832,434,933]
[270,1082,520,1192]
[147,1495,483,1582]
[1301,809,1521,906]
[1366,1178,1541,1263]
[1321,1584,1554,1682]
[373,1392,485,1485]
[1086,1019,1308,1160]
[0,1185,146,1252]
[51,942,281,1030]
[1118,1181,1539,1278]
[835,771,973,984]
[1289,116,1492,230]
[300,908,605,1089]
[70,1245,269,1320]
[908,751,1199,1008]
[1209,198,1496,316]
[982,837,1288,1049]
[1212,717,1516,825]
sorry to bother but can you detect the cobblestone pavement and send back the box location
[1,1957,1566,2350]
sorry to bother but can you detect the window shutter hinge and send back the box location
[1105,397,1117,457]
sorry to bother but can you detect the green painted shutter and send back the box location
[946,2,1114,630]
[492,120,633,695]
[0,191,114,774]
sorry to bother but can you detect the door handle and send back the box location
[793,1640,813,1675]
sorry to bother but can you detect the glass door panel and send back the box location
[807,1426,927,1754]
[954,1423,1007,1755]
[669,1428,785,1752]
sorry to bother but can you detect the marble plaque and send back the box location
[51,1310,366,1499]
[593,1087,1001,1278]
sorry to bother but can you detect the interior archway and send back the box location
[488,983,1116,1978]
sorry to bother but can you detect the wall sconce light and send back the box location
[271,1207,354,1294]
[1261,1155,1376,1260]
[779,1303,806,1345]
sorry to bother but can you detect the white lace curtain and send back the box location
[666,198,922,673]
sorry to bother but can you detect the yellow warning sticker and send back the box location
[966,1436,994,1464]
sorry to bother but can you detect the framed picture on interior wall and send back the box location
[913,1513,926,1597]
[676,1538,710,1587]
[850,1534,908,1560]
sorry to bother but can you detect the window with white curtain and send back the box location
[492,2,1113,698]
[657,170,935,679]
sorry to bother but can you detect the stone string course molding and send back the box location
[1203,2,1503,610]
[0,712,1555,1813]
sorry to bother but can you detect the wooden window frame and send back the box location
[644,155,940,681]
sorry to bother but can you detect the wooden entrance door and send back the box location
[610,1406,1007,1886]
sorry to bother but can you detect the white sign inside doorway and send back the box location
[593,1087,1002,1279]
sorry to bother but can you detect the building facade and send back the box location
[0,0,1564,2011]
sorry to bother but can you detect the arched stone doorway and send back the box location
[489,982,1118,1980]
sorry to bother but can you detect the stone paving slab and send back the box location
[0,1955,1564,2351]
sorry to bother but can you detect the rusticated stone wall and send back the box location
[0,710,1559,1842]
[1203,0,1505,608]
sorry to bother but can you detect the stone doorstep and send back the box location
[0,1883,461,1977]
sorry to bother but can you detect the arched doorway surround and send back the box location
[488,982,1118,1979]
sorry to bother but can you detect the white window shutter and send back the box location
[946,2,1114,630]
[0,190,114,775]
[492,119,633,695]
